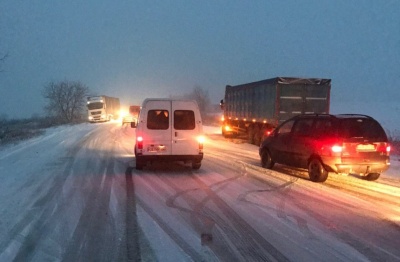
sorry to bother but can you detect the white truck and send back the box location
[87,96,120,122]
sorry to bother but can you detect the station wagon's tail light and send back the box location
[137,136,143,150]
[376,143,390,155]
[320,140,343,156]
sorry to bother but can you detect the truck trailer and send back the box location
[87,95,120,122]
[220,77,331,145]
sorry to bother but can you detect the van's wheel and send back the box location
[261,149,274,169]
[364,173,380,181]
[308,158,328,182]
[136,157,144,170]
[192,161,201,170]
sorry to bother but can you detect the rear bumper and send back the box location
[136,153,203,163]
[333,163,390,174]
[322,156,390,174]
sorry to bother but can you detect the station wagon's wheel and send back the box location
[192,161,201,170]
[308,158,328,182]
[364,173,380,181]
[261,149,274,169]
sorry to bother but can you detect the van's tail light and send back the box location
[331,145,343,153]
[137,136,143,150]
[197,136,205,150]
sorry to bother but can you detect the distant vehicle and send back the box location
[87,96,120,122]
[122,105,140,124]
[132,98,204,170]
[220,77,331,145]
[259,114,391,182]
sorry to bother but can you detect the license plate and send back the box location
[356,144,375,152]
[147,145,166,152]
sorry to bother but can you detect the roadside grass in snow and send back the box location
[0,117,85,146]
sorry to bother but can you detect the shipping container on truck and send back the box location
[87,95,120,122]
[220,77,331,145]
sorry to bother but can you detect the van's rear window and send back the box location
[147,110,169,130]
[174,110,195,130]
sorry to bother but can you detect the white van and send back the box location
[132,98,204,170]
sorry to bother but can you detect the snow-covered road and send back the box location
[0,122,399,261]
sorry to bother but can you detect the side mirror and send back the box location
[220,99,224,110]
[131,121,137,128]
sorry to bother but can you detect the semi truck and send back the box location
[220,77,331,145]
[87,95,120,122]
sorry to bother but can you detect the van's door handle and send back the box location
[175,131,178,137]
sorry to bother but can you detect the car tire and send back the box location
[308,158,328,182]
[261,149,274,169]
[136,156,144,170]
[192,161,201,170]
[364,173,380,181]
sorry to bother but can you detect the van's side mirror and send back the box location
[130,121,137,128]
[220,99,224,110]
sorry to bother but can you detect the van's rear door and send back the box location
[171,101,200,155]
[142,100,172,156]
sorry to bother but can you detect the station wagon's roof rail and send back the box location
[295,113,333,118]
[335,114,374,119]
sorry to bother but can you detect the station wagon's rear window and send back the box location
[174,110,195,130]
[147,110,169,130]
[338,118,387,140]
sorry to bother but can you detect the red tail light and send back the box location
[376,143,390,155]
[320,140,343,156]
[137,136,143,149]
[331,145,343,153]
[197,136,205,151]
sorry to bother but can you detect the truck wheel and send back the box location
[364,173,380,181]
[247,125,255,144]
[253,125,261,146]
[192,161,201,170]
[308,159,328,182]
[261,149,274,169]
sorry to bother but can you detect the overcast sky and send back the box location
[0,0,399,126]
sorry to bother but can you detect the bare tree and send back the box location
[184,86,210,117]
[42,80,89,123]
